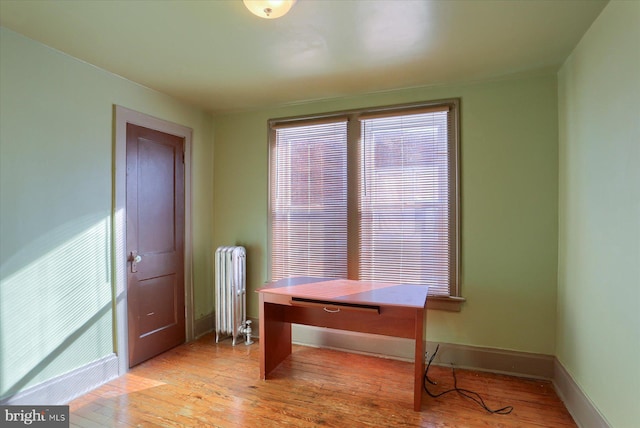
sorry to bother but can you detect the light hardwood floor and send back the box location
[69,333,576,427]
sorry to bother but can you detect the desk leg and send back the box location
[259,295,292,379]
[413,308,425,411]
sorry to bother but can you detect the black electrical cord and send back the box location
[423,344,514,415]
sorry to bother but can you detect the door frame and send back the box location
[113,105,194,375]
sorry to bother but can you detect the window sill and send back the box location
[427,295,465,312]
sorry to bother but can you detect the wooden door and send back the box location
[126,123,185,367]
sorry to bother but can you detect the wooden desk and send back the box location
[257,277,428,411]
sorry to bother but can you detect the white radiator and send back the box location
[214,246,252,345]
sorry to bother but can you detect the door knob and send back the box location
[129,251,142,273]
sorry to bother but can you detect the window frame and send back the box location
[267,99,463,311]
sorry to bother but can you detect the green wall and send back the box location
[0,27,214,399]
[213,73,559,354]
[557,2,640,426]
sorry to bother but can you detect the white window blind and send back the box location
[270,120,348,280]
[358,108,455,296]
[269,100,459,299]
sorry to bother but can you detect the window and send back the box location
[268,100,461,309]
[270,120,348,279]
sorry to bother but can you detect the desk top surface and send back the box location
[258,277,428,309]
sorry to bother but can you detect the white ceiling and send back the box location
[0,0,608,114]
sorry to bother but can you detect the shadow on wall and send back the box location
[0,214,113,400]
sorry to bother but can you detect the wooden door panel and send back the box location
[136,253,177,278]
[137,137,176,254]
[137,274,178,336]
[127,123,185,368]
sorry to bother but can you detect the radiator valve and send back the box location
[240,320,254,345]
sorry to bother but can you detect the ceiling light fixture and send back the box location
[243,0,297,19]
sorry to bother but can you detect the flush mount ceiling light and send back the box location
[243,0,297,19]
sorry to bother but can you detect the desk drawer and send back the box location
[290,297,380,314]
[278,303,417,339]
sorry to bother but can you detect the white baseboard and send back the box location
[553,359,610,428]
[0,353,119,405]
[194,313,215,338]
[292,324,415,361]
[424,341,555,379]
[288,324,555,379]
